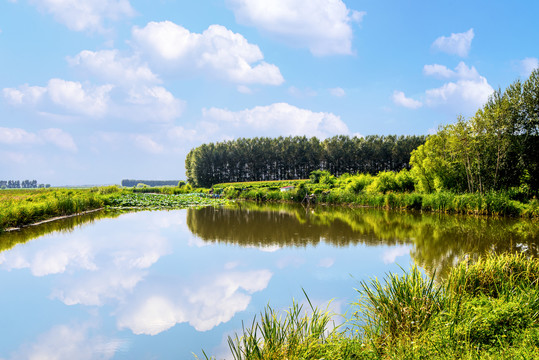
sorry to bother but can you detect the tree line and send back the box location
[411,69,539,196]
[185,135,426,188]
[121,179,181,187]
[0,180,50,189]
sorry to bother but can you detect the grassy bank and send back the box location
[200,253,539,359]
[212,173,539,217]
[0,186,227,232]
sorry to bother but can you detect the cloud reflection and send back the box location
[382,245,411,264]
[117,269,272,334]
[7,323,127,360]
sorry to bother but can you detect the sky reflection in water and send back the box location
[0,204,537,359]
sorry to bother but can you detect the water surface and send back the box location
[0,204,537,359]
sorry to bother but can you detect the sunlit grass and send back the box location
[199,253,539,359]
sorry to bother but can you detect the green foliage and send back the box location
[410,69,539,196]
[201,253,539,359]
[105,193,226,208]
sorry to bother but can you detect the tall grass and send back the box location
[200,253,539,359]
[356,265,444,342]
[0,188,116,231]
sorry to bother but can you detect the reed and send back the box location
[224,293,337,360]
[199,253,539,359]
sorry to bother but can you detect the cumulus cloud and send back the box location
[3,79,113,117]
[68,50,160,85]
[392,91,422,109]
[423,62,493,113]
[3,85,46,105]
[423,62,480,79]
[125,85,185,122]
[3,79,184,122]
[132,21,284,85]
[202,102,349,138]
[48,79,113,116]
[0,127,77,152]
[520,57,539,77]
[227,0,364,56]
[432,28,474,57]
[28,0,135,32]
[396,62,493,115]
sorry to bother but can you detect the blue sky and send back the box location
[1,0,538,186]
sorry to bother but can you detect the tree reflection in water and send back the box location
[187,203,539,278]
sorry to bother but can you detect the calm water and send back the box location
[0,204,538,359]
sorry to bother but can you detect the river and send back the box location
[0,203,537,359]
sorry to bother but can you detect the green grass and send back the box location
[0,187,115,231]
[0,187,228,232]
[199,253,539,359]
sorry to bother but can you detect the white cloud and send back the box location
[392,91,422,109]
[3,85,46,105]
[423,62,480,80]
[520,57,539,77]
[329,87,346,97]
[125,86,184,122]
[288,86,317,98]
[0,127,77,152]
[432,28,474,57]
[400,62,494,115]
[4,79,183,122]
[202,102,349,138]
[227,0,364,56]
[29,0,135,32]
[167,126,198,142]
[4,80,113,117]
[0,127,39,144]
[132,134,164,154]
[133,21,284,85]
[237,85,252,94]
[423,64,455,78]
[424,63,493,113]
[68,50,160,85]
[47,79,113,117]
[40,128,78,152]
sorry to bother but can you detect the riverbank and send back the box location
[212,177,539,218]
[201,253,539,359]
[0,187,227,232]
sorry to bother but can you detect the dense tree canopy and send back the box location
[411,69,539,195]
[185,135,426,187]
